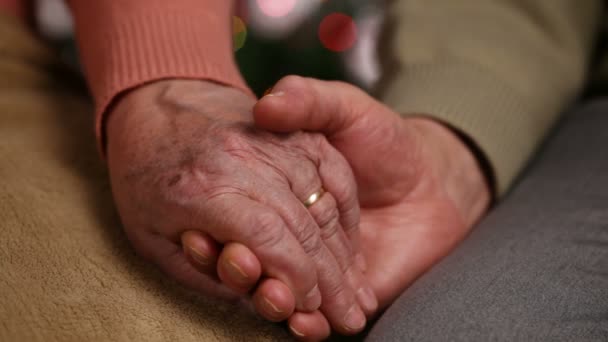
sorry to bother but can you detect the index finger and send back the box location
[198,194,322,312]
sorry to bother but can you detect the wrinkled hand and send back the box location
[105,80,376,335]
[253,76,491,339]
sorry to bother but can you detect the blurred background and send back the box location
[36,0,385,96]
[232,0,384,95]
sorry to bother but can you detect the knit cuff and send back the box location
[69,1,252,154]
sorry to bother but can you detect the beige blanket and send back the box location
[0,14,289,341]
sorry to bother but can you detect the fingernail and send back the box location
[343,305,366,331]
[289,325,306,337]
[303,284,321,311]
[226,260,249,283]
[356,253,367,272]
[263,296,283,315]
[188,247,211,266]
[263,90,285,98]
[357,286,378,313]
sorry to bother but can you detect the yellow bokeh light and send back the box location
[233,16,247,52]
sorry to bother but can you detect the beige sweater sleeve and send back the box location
[380,0,603,196]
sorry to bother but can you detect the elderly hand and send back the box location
[253,76,491,339]
[105,79,377,336]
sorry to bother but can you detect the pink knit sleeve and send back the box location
[66,0,253,151]
[0,0,28,19]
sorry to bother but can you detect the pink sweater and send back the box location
[1,0,24,17]
[0,0,251,147]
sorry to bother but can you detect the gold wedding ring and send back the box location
[303,188,325,208]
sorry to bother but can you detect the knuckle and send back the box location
[281,75,319,114]
[249,212,285,248]
[220,129,251,155]
[317,208,340,240]
[296,226,324,256]
[331,174,354,204]
[313,197,340,230]
[322,277,350,303]
[285,134,323,166]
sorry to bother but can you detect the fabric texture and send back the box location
[366,99,608,341]
[0,0,253,152]
[379,0,603,195]
[0,0,604,196]
[65,0,254,151]
[0,14,288,342]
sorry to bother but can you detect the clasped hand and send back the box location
[106,77,490,341]
[106,79,376,339]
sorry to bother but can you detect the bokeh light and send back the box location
[318,13,358,52]
[256,0,297,18]
[233,16,248,51]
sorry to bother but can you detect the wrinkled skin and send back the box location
[105,80,377,336]
[251,76,491,340]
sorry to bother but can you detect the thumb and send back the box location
[255,75,379,273]
[253,76,378,139]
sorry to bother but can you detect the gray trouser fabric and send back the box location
[367,100,608,341]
